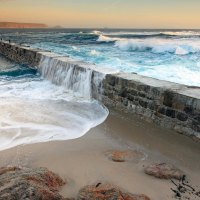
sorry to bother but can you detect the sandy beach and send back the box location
[0,108,199,200]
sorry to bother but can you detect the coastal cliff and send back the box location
[0,22,48,28]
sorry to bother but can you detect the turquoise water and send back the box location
[0,29,200,86]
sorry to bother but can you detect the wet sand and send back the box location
[0,109,200,200]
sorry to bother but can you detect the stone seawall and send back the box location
[0,41,200,138]
[0,41,42,67]
[103,74,200,138]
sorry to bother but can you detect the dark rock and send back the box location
[78,183,151,200]
[144,163,184,180]
[0,166,66,200]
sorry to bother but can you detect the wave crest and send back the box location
[115,39,200,55]
[97,34,117,42]
[95,34,200,55]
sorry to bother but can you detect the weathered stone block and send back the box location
[138,91,146,98]
[137,84,150,92]
[128,88,138,96]
[148,101,159,111]
[139,99,148,108]
[165,108,176,118]
[176,112,188,122]
[119,88,128,98]
[127,93,135,101]
[163,90,175,107]
[123,98,128,106]
[106,74,116,86]
[184,106,194,115]
[158,106,166,115]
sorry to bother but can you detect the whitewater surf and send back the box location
[0,55,108,151]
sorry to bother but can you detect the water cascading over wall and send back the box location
[0,40,200,139]
[38,55,105,100]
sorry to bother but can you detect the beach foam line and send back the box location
[0,54,109,151]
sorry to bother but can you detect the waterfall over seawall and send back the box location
[0,55,109,151]
[38,55,105,100]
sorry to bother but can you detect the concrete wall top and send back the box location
[114,73,200,100]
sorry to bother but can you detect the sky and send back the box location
[0,0,200,29]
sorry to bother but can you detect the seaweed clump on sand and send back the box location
[171,175,200,200]
[0,166,66,200]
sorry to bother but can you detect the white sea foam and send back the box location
[0,56,108,151]
[96,33,200,55]
[101,31,160,36]
[97,34,118,42]
[89,50,100,56]
[160,31,200,36]
[113,38,200,55]
[92,30,102,35]
[175,47,189,55]
[140,64,200,86]
[96,30,200,37]
[31,32,200,87]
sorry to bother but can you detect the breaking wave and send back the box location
[97,34,200,55]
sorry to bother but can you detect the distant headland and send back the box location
[0,22,48,28]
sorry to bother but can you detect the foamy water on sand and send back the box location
[0,56,108,151]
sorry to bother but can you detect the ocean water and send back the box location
[0,29,200,150]
[0,29,200,86]
[0,55,108,151]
